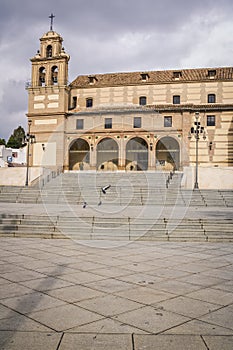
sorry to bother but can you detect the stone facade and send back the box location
[26,29,233,172]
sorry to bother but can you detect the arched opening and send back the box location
[156,137,180,170]
[46,45,53,58]
[51,66,58,85]
[69,138,90,170]
[126,137,148,171]
[97,138,118,170]
[39,67,46,86]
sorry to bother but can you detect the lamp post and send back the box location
[25,120,36,186]
[188,112,206,190]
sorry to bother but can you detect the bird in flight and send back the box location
[101,185,111,194]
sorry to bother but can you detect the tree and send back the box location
[0,138,6,145]
[6,126,25,148]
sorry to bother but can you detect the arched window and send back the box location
[156,137,180,170]
[51,66,58,85]
[69,138,90,170]
[96,138,119,170]
[139,96,147,106]
[39,67,46,86]
[126,137,148,170]
[46,45,53,58]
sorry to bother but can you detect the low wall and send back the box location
[0,167,43,186]
[182,166,233,190]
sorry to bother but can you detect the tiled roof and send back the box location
[70,67,233,89]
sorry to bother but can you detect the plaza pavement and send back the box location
[0,237,233,349]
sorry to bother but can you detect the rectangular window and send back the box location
[105,118,112,129]
[86,98,93,108]
[173,95,180,104]
[207,115,215,127]
[72,96,77,109]
[76,119,84,129]
[208,94,216,103]
[134,117,141,128]
[208,70,216,77]
[164,116,172,127]
[139,96,147,105]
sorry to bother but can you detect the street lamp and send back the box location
[188,112,206,190]
[25,120,36,186]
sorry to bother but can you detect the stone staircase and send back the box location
[0,171,232,207]
[0,214,232,242]
[0,171,232,242]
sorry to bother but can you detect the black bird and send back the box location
[101,185,111,194]
[82,201,87,208]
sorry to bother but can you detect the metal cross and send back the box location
[49,13,55,31]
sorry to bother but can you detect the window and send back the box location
[134,117,141,128]
[46,45,52,58]
[72,96,77,109]
[51,66,58,85]
[164,116,172,127]
[88,75,97,84]
[86,98,93,108]
[141,73,149,81]
[208,94,216,103]
[207,115,215,126]
[173,95,180,104]
[39,67,46,86]
[139,96,147,105]
[105,118,112,129]
[76,119,84,129]
[173,71,182,79]
[208,70,216,77]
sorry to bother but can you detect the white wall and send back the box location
[182,166,233,189]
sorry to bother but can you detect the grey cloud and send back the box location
[0,0,233,139]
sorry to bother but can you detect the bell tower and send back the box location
[26,14,70,169]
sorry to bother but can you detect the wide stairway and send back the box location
[0,171,232,242]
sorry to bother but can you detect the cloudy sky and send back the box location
[0,0,232,141]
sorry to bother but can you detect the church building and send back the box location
[26,26,233,173]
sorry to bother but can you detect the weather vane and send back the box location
[49,13,55,31]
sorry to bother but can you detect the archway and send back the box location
[69,138,90,170]
[126,137,148,171]
[156,137,180,170]
[96,138,119,170]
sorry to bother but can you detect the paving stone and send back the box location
[202,335,233,350]
[147,279,202,295]
[0,304,20,321]
[28,304,103,331]
[115,286,175,305]
[164,319,233,335]
[46,284,106,303]
[186,287,233,306]
[154,295,220,318]
[57,271,106,284]
[0,291,66,314]
[0,314,52,331]
[0,331,61,350]
[76,294,142,317]
[59,333,132,350]
[117,272,163,286]
[85,278,133,293]
[134,334,207,349]
[1,270,46,283]
[20,277,75,292]
[0,283,33,299]
[113,305,190,333]
[198,306,233,330]
[68,317,148,334]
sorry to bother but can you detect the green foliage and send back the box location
[6,126,25,148]
[0,138,6,145]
